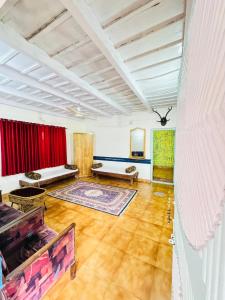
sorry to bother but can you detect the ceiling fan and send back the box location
[67,104,95,120]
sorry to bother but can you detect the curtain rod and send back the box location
[0,118,67,129]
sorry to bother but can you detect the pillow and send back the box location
[25,172,41,180]
[65,164,77,170]
[92,163,103,169]
[125,166,136,173]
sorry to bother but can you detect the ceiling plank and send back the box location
[131,56,182,73]
[80,66,113,78]
[102,0,155,29]
[150,98,177,106]
[0,84,69,110]
[0,97,91,120]
[21,63,40,74]
[60,0,150,110]
[0,21,127,114]
[0,49,18,63]
[137,69,180,82]
[125,39,183,63]
[51,37,91,58]
[68,53,104,69]
[27,10,71,42]
[0,64,109,116]
[115,14,184,49]
[0,0,18,18]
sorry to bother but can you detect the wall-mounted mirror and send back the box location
[130,128,146,159]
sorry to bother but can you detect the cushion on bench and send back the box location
[21,166,78,184]
[25,172,42,180]
[125,166,136,173]
[92,163,103,169]
[65,164,78,170]
[92,166,137,176]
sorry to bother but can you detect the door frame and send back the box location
[150,127,176,185]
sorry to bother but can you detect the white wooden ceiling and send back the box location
[0,0,185,119]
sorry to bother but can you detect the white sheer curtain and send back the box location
[175,0,225,250]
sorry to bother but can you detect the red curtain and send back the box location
[0,119,67,176]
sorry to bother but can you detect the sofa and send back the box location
[19,165,79,188]
[91,166,139,184]
[0,205,76,300]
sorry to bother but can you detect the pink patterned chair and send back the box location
[0,205,76,300]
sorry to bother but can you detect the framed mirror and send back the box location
[130,128,146,159]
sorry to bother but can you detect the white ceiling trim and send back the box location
[0,97,86,121]
[0,49,18,64]
[0,84,69,111]
[0,21,127,114]
[60,0,150,111]
[0,64,109,116]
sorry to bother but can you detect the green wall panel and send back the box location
[153,130,175,167]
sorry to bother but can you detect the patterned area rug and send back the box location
[48,181,137,216]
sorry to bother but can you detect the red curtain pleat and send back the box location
[0,119,67,176]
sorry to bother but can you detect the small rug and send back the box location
[153,191,166,197]
[48,181,137,216]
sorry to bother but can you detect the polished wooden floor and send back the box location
[6,177,174,300]
[153,166,174,184]
[41,177,174,300]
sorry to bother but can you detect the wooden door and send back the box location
[74,133,93,177]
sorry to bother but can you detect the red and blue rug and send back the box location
[48,181,137,216]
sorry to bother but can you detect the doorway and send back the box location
[74,133,94,177]
[151,129,175,184]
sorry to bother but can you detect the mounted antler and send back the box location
[152,107,173,126]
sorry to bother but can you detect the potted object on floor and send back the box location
[8,187,46,212]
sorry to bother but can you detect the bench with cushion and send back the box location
[19,165,79,187]
[91,166,138,184]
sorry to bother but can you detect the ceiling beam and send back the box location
[0,84,69,111]
[0,97,87,120]
[0,22,127,114]
[115,14,184,49]
[102,0,155,29]
[136,69,180,82]
[151,101,177,108]
[145,88,178,98]
[0,0,18,18]
[79,66,114,79]
[146,92,178,100]
[90,75,120,86]
[0,64,109,116]
[0,49,18,64]
[150,98,177,106]
[131,56,182,73]
[27,10,71,42]
[60,0,150,110]
[51,37,90,58]
[124,39,183,63]
[21,63,40,74]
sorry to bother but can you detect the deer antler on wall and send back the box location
[152,107,173,126]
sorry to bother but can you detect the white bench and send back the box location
[91,166,138,184]
[19,166,79,187]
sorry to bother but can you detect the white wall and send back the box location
[0,104,177,192]
[0,104,87,193]
[86,107,177,180]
